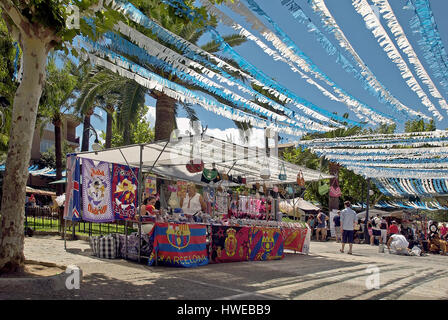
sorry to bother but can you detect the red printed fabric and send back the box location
[248,227,284,261]
[281,227,308,253]
[112,164,139,220]
[148,222,208,268]
[210,226,250,263]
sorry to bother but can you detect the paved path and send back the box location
[2,235,448,300]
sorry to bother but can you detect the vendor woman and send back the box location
[180,183,206,215]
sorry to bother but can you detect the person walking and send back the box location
[340,201,357,255]
[333,211,342,243]
[316,210,328,241]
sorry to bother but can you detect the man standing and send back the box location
[340,201,357,255]
[316,210,328,241]
[379,216,388,245]
[333,211,342,243]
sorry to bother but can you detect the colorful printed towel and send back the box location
[281,226,308,253]
[210,226,250,263]
[112,164,139,220]
[82,159,114,222]
[148,222,208,267]
[64,155,81,221]
[248,227,284,261]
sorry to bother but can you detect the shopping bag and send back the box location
[318,180,329,195]
[278,163,287,181]
[297,170,305,187]
[329,179,342,197]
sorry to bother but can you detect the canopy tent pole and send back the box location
[364,178,371,244]
[138,145,143,263]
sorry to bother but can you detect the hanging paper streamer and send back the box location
[373,178,448,197]
[64,155,81,221]
[113,0,360,127]
[103,30,324,133]
[308,0,433,120]
[408,0,448,94]
[110,24,335,132]
[352,0,442,120]
[207,12,393,125]
[112,163,139,220]
[82,159,114,223]
[222,0,396,124]
[145,173,157,196]
[148,222,209,267]
[248,227,284,261]
[73,40,308,136]
[210,226,250,263]
[370,0,448,113]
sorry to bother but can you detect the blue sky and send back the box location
[79,0,448,148]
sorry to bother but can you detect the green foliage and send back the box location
[37,141,74,169]
[404,118,436,132]
[282,125,388,209]
[0,12,17,154]
[99,105,154,147]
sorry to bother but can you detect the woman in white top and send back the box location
[180,183,206,215]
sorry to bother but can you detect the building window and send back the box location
[40,139,54,153]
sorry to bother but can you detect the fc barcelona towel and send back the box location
[82,159,114,222]
[149,222,208,268]
[112,164,139,220]
[249,227,284,261]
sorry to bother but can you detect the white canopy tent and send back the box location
[74,135,333,185]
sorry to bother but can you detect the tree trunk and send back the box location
[81,111,92,152]
[155,92,177,141]
[0,37,48,273]
[105,106,113,149]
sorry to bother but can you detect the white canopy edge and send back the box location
[73,135,332,184]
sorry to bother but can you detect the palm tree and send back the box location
[37,56,81,195]
[76,66,147,148]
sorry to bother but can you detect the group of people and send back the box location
[306,202,448,257]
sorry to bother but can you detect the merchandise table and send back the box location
[146,221,310,267]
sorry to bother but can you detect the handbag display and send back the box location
[186,159,204,173]
[297,170,305,187]
[278,163,287,181]
[329,179,342,198]
[286,185,294,194]
[318,177,329,195]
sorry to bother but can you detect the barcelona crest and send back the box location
[224,228,238,257]
[261,230,275,253]
[167,224,191,250]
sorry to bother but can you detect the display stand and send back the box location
[63,135,326,265]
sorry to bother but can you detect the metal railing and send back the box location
[24,206,132,236]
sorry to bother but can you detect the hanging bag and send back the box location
[318,175,329,195]
[260,156,271,180]
[297,170,305,187]
[186,159,204,173]
[278,162,287,181]
[329,178,342,198]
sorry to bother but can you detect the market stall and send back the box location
[64,134,331,267]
